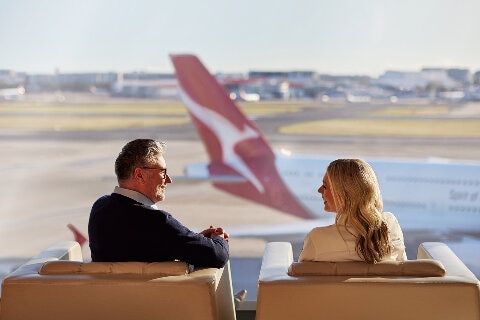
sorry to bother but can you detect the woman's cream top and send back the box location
[299,212,407,262]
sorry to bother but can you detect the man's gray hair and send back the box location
[115,139,166,181]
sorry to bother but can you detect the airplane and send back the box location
[169,54,480,244]
[0,86,25,101]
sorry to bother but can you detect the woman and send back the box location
[299,159,407,263]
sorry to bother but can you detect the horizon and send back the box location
[4,67,480,79]
[1,0,479,77]
[3,61,479,78]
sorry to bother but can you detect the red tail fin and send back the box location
[67,224,88,247]
[170,54,311,218]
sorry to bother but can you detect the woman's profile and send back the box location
[299,158,407,263]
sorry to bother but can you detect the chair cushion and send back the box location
[39,260,190,276]
[288,259,446,277]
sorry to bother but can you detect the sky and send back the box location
[0,0,479,77]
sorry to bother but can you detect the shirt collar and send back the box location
[113,186,158,209]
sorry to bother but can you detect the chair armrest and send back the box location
[31,241,83,262]
[417,242,479,281]
[4,241,83,279]
[258,242,293,282]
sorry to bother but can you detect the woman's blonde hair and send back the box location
[326,159,392,263]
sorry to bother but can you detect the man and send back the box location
[88,139,229,268]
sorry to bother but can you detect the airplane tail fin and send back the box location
[170,54,311,218]
[67,224,88,248]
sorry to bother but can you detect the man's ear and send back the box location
[133,167,145,182]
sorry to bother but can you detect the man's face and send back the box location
[141,154,172,203]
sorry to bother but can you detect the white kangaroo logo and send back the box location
[179,88,265,193]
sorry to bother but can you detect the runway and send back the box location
[1,95,479,298]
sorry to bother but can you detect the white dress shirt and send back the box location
[113,186,158,209]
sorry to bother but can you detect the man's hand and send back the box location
[200,225,229,242]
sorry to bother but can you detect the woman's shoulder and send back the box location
[307,224,338,237]
[382,211,400,223]
[382,211,404,234]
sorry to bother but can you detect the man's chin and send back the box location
[155,194,165,202]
